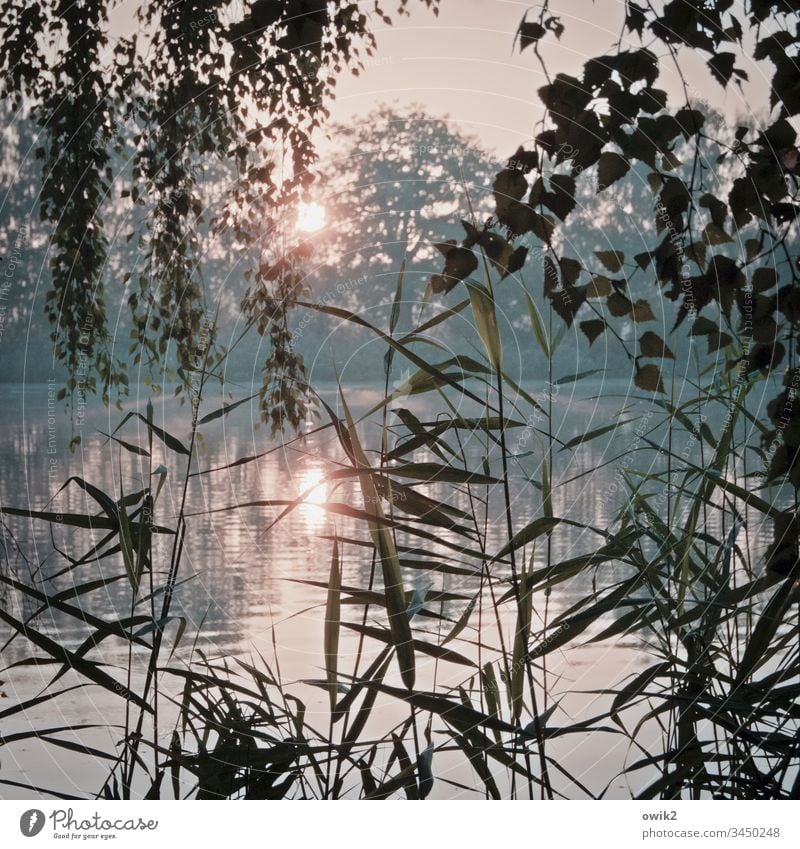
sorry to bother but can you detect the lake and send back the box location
[0,378,783,799]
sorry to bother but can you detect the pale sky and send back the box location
[105,0,775,161]
[327,0,771,160]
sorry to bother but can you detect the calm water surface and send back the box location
[0,379,779,799]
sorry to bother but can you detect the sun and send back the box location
[297,201,326,233]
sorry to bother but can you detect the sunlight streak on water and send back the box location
[297,465,329,528]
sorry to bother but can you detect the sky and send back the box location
[104,0,775,163]
[326,0,772,160]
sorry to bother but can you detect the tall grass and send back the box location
[1,255,798,800]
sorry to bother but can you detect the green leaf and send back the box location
[466,282,503,371]
[554,368,605,385]
[708,52,736,88]
[389,260,406,335]
[518,20,546,50]
[595,250,625,273]
[442,593,480,645]
[524,287,550,357]
[0,605,152,714]
[493,169,528,220]
[197,394,257,426]
[495,517,561,560]
[387,462,500,485]
[324,538,341,711]
[611,662,670,718]
[339,388,415,690]
[559,420,634,450]
[343,623,476,667]
[639,331,675,359]
[361,681,521,736]
[630,299,656,322]
[735,577,795,686]
[635,364,665,393]
[541,457,553,519]
[112,412,190,455]
[597,152,630,191]
[580,319,606,345]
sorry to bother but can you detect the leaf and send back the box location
[735,577,796,685]
[553,368,605,385]
[586,275,612,297]
[466,282,503,371]
[432,246,478,294]
[674,108,705,138]
[700,470,778,518]
[398,299,469,343]
[98,431,150,457]
[170,731,182,800]
[630,299,656,322]
[639,331,675,359]
[524,288,550,357]
[635,364,665,393]
[339,390,415,690]
[519,20,546,50]
[544,174,576,220]
[495,518,561,561]
[389,260,406,335]
[417,745,434,799]
[493,169,528,220]
[595,250,625,273]
[0,605,152,714]
[296,301,490,410]
[611,662,670,718]
[387,462,499,485]
[361,681,521,736]
[442,593,480,645]
[607,292,633,316]
[0,507,172,535]
[342,623,476,668]
[625,1,646,35]
[580,319,606,345]
[112,412,190,455]
[597,152,630,191]
[511,558,534,723]
[560,420,633,450]
[700,192,727,228]
[324,538,341,711]
[530,211,556,245]
[702,223,733,245]
[197,394,257,426]
[708,52,736,88]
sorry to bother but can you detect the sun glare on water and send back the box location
[297,201,326,233]
[298,467,328,525]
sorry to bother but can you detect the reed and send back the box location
[2,252,797,801]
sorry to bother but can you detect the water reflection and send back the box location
[295,465,329,527]
[0,380,782,799]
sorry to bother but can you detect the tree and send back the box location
[0,0,439,430]
[431,0,800,489]
[314,105,495,284]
